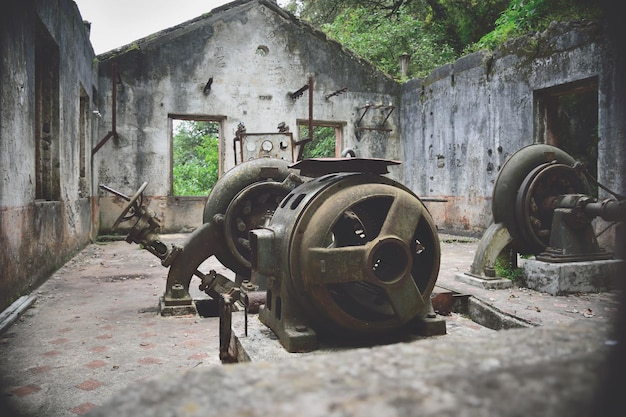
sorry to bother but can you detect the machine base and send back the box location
[412,314,447,336]
[159,297,197,316]
[519,258,623,295]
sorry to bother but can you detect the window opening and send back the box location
[534,78,599,196]
[297,122,341,159]
[35,20,60,201]
[170,117,221,196]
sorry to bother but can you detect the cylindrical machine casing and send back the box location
[258,172,440,337]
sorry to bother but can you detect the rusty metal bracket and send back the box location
[92,63,121,155]
[355,102,395,137]
[289,83,309,100]
[219,287,246,363]
[203,76,213,95]
[290,76,314,161]
[325,87,347,100]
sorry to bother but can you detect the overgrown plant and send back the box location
[470,0,603,52]
[494,251,526,282]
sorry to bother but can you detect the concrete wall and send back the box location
[94,0,402,233]
[0,0,98,312]
[400,20,624,247]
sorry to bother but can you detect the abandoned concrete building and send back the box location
[1,0,625,416]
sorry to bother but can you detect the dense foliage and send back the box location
[322,7,456,79]
[299,126,337,158]
[172,120,219,196]
[471,0,603,52]
[284,0,604,79]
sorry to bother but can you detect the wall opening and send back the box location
[79,85,89,197]
[534,77,599,196]
[170,116,221,196]
[35,20,60,201]
[297,121,342,158]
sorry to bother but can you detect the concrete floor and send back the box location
[0,234,622,416]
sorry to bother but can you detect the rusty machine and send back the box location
[101,151,443,353]
[464,143,624,285]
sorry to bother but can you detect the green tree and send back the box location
[172,120,219,196]
[323,6,456,78]
[284,0,603,78]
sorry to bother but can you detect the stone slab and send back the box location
[454,272,513,289]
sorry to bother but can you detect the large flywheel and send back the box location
[492,144,592,254]
[202,157,300,277]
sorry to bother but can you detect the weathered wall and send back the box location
[400,20,624,248]
[0,0,98,312]
[94,0,402,233]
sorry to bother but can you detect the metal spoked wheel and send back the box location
[111,182,148,230]
[287,176,441,335]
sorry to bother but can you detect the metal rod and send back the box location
[308,75,313,145]
[91,131,114,156]
[296,76,314,161]
[356,104,371,126]
[381,105,395,125]
[112,63,117,132]
[98,184,130,201]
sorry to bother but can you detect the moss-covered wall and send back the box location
[400,20,623,251]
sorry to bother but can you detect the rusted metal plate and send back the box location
[290,157,401,177]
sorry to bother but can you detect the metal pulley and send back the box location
[492,143,592,255]
[252,169,441,352]
[202,157,303,278]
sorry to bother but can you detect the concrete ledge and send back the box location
[86,319,616,417]
[520,259,623,295]
[467,297,534,330]
[455,272,513,289]
[0,295,37,334]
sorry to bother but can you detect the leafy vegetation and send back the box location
[493,250,534,282]
[299,125,337,158]
[322,7,456,79]
[172,120,219,196]
[284,0,604,79]
[470,0,603,52]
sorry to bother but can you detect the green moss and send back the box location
[494,252,524,282]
